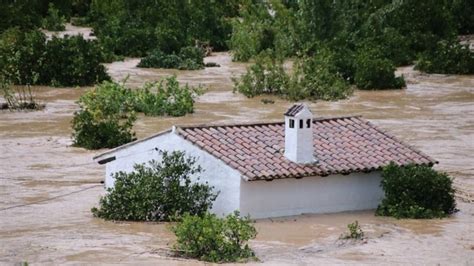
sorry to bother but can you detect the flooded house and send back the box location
[93,104,436,219]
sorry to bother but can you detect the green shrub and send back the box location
[289,52,352,101]
[340,221,364,240]
[137,46,204,70]
[172,211,257,263]
[415,39,474,74]
[133,76,202,117]
[354,47,406,90]
[72,81,136,149]
[233,52,351,101]
[376,163,457,219]
[42,3,66,31]
[92,151,218,221]
[0,29,110,86]
[233,54,289,98]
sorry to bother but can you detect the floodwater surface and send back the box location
[1,51,473,264]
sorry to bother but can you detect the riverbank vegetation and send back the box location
[1,0,473,93]
[376,163,457,219]
[0,28,110,86]
[230,0,474,99]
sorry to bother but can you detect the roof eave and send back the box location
[92,128,173,162]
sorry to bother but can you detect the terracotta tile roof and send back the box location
[176,116,436,181]
[284,103,305,116]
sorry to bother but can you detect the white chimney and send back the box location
[284,103,315,164]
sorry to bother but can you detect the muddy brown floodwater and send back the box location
[1,51,473,265]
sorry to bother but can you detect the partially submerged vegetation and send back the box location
[72,76,201,149]
[230,0,473,98]
[377,163,457,219]
[0,28,110,87]
[0,77,43,111]
[72,81,136,150]
[172,211,257,263]
[91,150,257,263]
[340,221,365,240]
[92,151,217,221]
[138,46,205,70]
[233,52,352,101]
[415,39,474,74]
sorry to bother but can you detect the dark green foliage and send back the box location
[137,46,204,70]
[230,0,473,92]
[41,35,110,86]
[0,29,110,86]
[0,0,44,33]
[92,151,218,221]
[415,39,474,74]
[89,0,241,57]
[229,0,298,61]
[133,76,202,117]
[452,0,474,34]
[172,211,257,263]
[72,81,136,149]
[376,163,457,219]
[354,47,406,90]
[42,3,66,31]
[0,28,46,85]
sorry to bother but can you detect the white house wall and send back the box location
[239,172,384,219]
[102,131,242,216]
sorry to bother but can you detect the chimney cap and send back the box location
[284,103,309,117]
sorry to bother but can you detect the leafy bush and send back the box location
[289,52,352,101]
[415,39,474,74]
[340,221,364,240]
[133,76,202,117]
[172,211,257,263]
[233,54,289,98]
[376,163,457,219]
[0,28,110,86]
[233,52,352,101]
[92,151,218,221]
[72,81,136,149]
[354,47,406,90]
[137,46,205,70]
[42,3,66,31]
